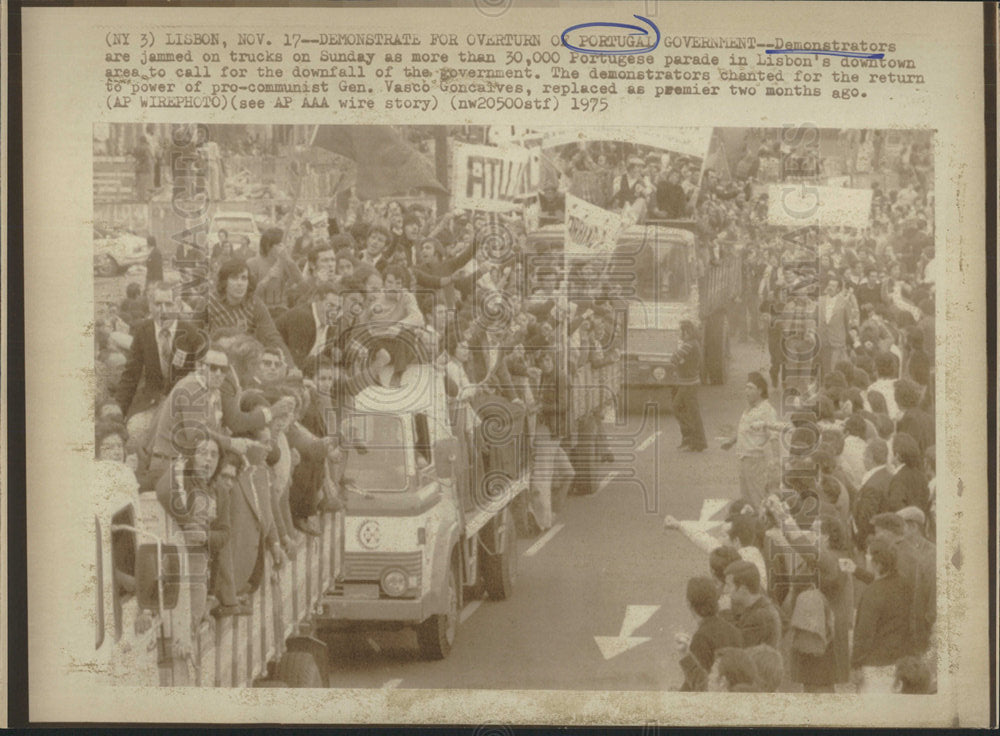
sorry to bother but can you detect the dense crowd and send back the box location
[539,140,703,220]
[665,141,937,694]
[94,189,624,622]
[94,131,939,694]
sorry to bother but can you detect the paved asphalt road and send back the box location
[320,341,772,691]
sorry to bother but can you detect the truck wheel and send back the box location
[417,557,460,660]
[277,650,324,688]
[482,506,518,601]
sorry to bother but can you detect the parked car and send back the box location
[206,211,261,260]
[94,225,152,277]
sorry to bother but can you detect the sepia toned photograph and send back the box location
[88,122,939,696]
[16,2,990,727]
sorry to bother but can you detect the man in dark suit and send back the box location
[816,274,859,376]
[853,437,893,550]
[274,282,342,375]
[115,283,203,418]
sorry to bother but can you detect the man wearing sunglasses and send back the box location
[142,342,259,490]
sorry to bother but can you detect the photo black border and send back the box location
[3,0,996,731]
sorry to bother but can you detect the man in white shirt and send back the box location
[839,414,869,489]
[866,351,902,421]
[721,372,779,512]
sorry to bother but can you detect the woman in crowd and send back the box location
[155,437,238,621]
[96,420,129,465]
[207,258,292,364]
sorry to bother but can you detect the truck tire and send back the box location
[277,650,324,688]
[417,556,460,660]
[703,314,728,385]
[482,506,518,601]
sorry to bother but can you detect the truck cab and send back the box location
[319,362,524,659]
[525,219,740,388]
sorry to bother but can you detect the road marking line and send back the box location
[636,430,662,452]
[523,523,565,557]
[460,599,482,623]
[595,471,621,495]
[382,678,403,689]
[366,637,381,653]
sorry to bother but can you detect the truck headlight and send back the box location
[381,569,408,597]
[652,367,666,381]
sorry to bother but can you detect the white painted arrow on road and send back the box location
[593,604,661,660]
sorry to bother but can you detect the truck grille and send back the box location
[627,328,678,358]
[342,551,422,581]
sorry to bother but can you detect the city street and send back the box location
[320,341,770,691]
[95,269,772,692]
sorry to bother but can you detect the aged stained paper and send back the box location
[20,1,990,726]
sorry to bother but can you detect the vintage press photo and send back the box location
[20,2,990,727]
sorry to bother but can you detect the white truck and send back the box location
[84,358,528,687]
[313,361,528,659]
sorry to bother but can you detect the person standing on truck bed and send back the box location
[610,156,649,210]
[247,227,305,320]
[669,320,707,452]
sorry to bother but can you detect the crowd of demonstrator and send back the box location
[94,194,625,623]
[664,146,937,694]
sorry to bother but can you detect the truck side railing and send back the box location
[698,253,743,318]
[189,510,339,687]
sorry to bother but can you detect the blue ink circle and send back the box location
[560,14,660,55]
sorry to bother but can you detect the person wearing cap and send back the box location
[721,372,779,511]
[675,576,742,691]
[669,320,707,452]
[897,505,936,662]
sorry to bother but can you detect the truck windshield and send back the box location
[616,233,690,303]
[340,413,409,493]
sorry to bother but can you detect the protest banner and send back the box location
[451,140,530,212]
[767,183,873,228]
[564,193,625,254]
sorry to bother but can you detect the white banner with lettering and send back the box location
[451,141,530,212]
[537,126,713,159]
[564,193,625,254]
[767,184,873,228]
